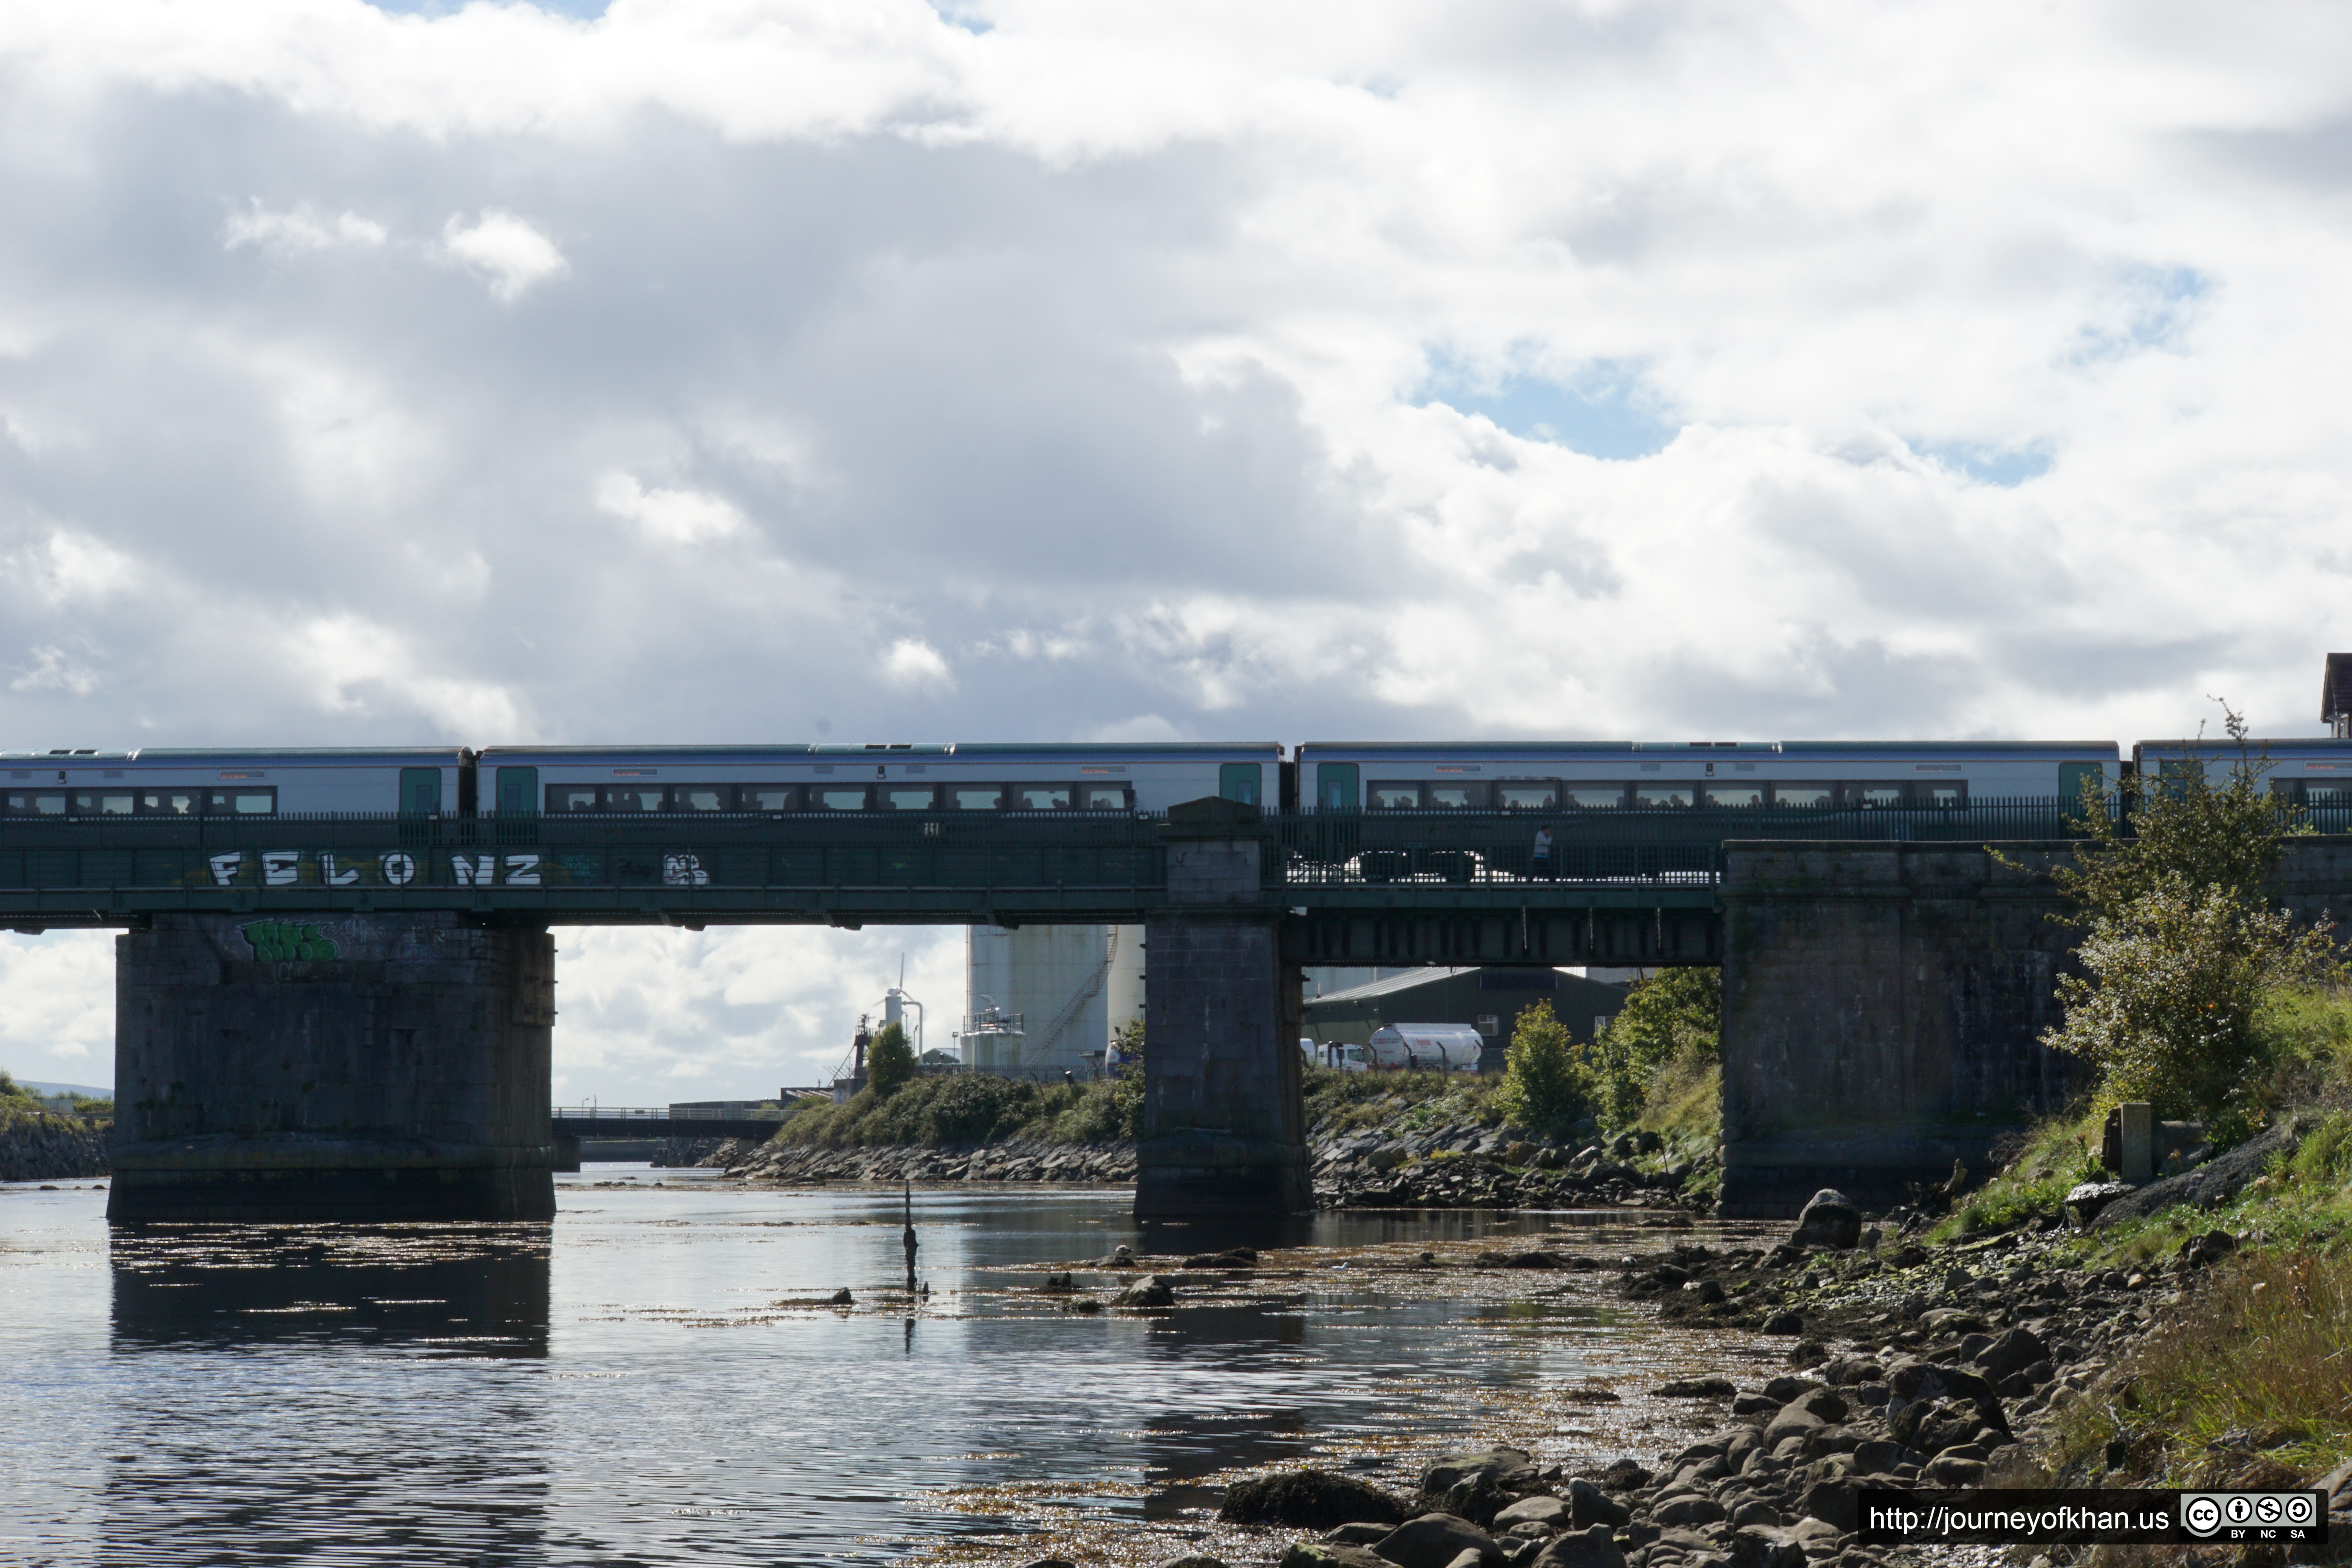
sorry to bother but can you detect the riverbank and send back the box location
[0,1109,108,1181]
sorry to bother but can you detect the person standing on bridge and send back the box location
[1532,822,1553,881]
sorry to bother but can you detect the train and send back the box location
[0,737,2343,819]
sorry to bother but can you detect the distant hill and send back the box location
[16,1080,111,1100]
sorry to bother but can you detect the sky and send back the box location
[3,0,2350,1096]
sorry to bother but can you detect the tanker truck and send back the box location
[1363,1024,1486,1073]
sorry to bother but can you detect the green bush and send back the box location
[1493,1001,1592,1134]
[1589,968,1720,1127]
[0,1070,31,1110]
[2046,875,2338,1129]
[866,1022,916,1098]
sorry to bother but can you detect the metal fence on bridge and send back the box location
[5,795,2325,923]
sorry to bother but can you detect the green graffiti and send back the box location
[243,921,339,962]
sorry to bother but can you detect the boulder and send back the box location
[2093,1119,2306,1229]
[1792,1189,1862,1250]
[1728,1526,1806,1568]
[1327,1524,1398,1545]
[1797,1476,1860,1533]
[1281,1546,1395,1568]
[1372,1513,1506,1568]
[2063,1180,2134,1223]
[1652,1494,1728,1527]
[1761,1405,1825,1448]
[1421,1448,1535,1496]
[1791,1387,1849,1424]
[1654,1377,1738,1398]
[1971,1327,2047,1383]
[1491,1496,1567,1532]
[1530,1525,1624,1568]
[1437,1471,1525,1528]
[2178,1230,2239,1270]
[1925,1454,1986,1488]
[1115,1275,1176,1308]
[1761,1309,1806,1335]
[1564,1479,1629,1530]
[1222,1470,1412,1530]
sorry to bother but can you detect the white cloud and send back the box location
[880,637,953,690]
[3,2,2352,1087]
[0,933,114,1085]
[440,209,568,301]
[595,472,746,544]
[223,200,387,257]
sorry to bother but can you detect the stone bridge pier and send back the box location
[108,911,557,1223]
[1135,803,1311,1220]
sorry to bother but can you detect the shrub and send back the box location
[2044,873,2338,1129]
[866,1022,916,1098]
[1589,968,1719,1127]
[1493,1001,1591,1134]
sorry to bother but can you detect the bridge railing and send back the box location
[1266,796,2109,889]
[551,1105,789,1123]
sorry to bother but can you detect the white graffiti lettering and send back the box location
[261,851,302,887]
[320,853,361,887]
[503,853,541,886]
[379,851,417,886]
[662,853,710,887]
[450,854,496,886]
[207,852,244,886]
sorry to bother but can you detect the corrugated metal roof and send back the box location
[1306,967,1479,1005]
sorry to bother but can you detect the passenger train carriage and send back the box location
[1,749,469,818]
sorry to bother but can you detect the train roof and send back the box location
[1,748,470,763]
[1293,739,2118,758]
[473,742,1280,761]
[2132,738,2352,757]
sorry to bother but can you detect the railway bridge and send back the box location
[9,796,2347,1219]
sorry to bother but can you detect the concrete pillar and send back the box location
[2116,1102,2154,1182]
[1717,842,2082,1217]
[1134,800,1310,1218]
[109,912,557,1223]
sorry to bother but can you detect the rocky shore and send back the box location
[1000,1183,2352,1568]
[696,1118,1706,1213]
[701,1135,1138,1185]
[0,1111,109,1182]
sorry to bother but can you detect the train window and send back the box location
[1563,784,1629,809]
[1495,784,1559,811]
[1631,783,1694,809]
[738,786,798,812]
[1424,784,1488,809]
[1701,784,1767,808]
[601,786,659,812]
[138,790,198,816]
[1771,783,1835,808]
[2307,782,2352,807]
[811,787,870,811]
[947,786,1004,810]
[1011,784,1074,811]
[669,786,730,812]
[547,786,599,813]
[1368,782,1421,809]
[1844,784,1905,808]
[1918,782,1967,807]
[1218,763,1261,807]
[206,788,277,815]
[1080,784,1130,810]
[71,791,136,815]
[879,786,938,810]
[4,791,65,816]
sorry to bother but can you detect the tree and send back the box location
[1589,968,1720,1127]
[2039,704,2340,1130]
[866,1021,916,1097]
[1494,1001,1592,1134]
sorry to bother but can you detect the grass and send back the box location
[774,1071,1135,1149]
[2054,1247,2352,1488]
[1303,1065,1508,1134]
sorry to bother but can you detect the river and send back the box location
[0,1171,1788,1566]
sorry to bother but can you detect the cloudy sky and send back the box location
[2,0,2348,1095]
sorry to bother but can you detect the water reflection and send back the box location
[100,1224,561,1567]
[110,1222,552,1357]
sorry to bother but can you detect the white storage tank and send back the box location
[964,924,1142,1078]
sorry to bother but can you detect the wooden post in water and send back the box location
[902,1179,918,1297]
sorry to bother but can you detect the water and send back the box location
[1,1171,1787,1566]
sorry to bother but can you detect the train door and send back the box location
[398,767,443,816]
[2058,761,2104,817]
[1315,762,1359,812]
[497,767,538,816]
[1218,763,1262,808]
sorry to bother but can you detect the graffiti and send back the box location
[208,853,243,886]
[206,850,422,887]
[243,921,339,962]
[261,851,301,886]
[503,853,541,886]
[663,853,711,887]
[381,852,417,886]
